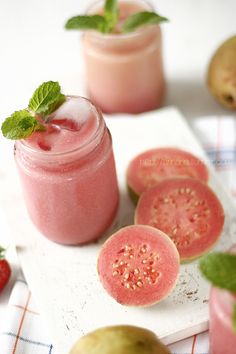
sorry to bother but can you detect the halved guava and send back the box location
[97,225,180,306]
[126,147,209,203]
[135,178,224,261]
[69,325,171,354]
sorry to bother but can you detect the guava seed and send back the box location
[150,188,212,248]
[111,243,160,290]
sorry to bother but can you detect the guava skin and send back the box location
[69,325,171,354]
[127,185,139,204]
[207,35,236,109]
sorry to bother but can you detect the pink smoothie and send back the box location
[82,0,165,114]
[15,96,119,244]
[209,288,236,354]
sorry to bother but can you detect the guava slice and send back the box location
[97,225,180,306]
[126,147,209,203]
[69,325,171,354]
[135,178,224,261]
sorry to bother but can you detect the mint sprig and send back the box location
[121,12,168,33]
[29,81,65,118]
[1,81,65,140]
[65,0,168,34]
[199,252,236,293]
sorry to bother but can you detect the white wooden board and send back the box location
[1,107,236,354]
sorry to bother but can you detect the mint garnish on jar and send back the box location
[1,81,65,140]
[199,252,236,332]
[65,0,168,34]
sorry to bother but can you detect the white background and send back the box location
[0,0,235,324]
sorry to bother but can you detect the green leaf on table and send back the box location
[28,81,66,118]
[121,11,168,33]
[199,252,236,292]
[104,0,119,33]
[233,304,236,333]
[65,15,107,33]
[1,110,45,140]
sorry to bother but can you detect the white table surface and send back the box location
[0,0,235,327]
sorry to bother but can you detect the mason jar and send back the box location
[209,287,236,354]
[82,0,166,114]
[14,96,119,244]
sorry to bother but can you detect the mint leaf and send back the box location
[1,110,45,140]
[104,0,119,33]
[199,252,236,292]
[121,11,168,33]
[28,81,65,118]
[233,304,236,333]
[65,15,107,33]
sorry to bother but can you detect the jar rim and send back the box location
[16,96,105,159]
[84,0,155,40]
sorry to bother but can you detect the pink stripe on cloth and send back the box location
[168,332,209,354]
[11,289,31,354]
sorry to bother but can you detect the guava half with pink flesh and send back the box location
[126,147,209,203]
[135,178,225,261]
[97,225,180,306]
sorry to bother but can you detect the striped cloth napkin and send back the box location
[1,114,235,354]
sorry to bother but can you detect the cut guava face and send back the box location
[135,178,224,261]
[97,225,180,306]
[126,147,209,203]
[69,325,171,354]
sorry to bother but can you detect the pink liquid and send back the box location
[15,97,119,244]
[83,0,165,114]
[209,288,236,354]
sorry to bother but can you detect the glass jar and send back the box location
[14,96,119,244]
[209,287,236,354]
[82,0,166,114]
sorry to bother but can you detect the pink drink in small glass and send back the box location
[14,96,119,244]
[82,0,165,114]
[209,288,236,354]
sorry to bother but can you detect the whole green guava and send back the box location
[207,35,236,109]
[69,325,170,354]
